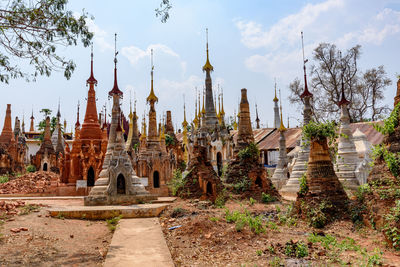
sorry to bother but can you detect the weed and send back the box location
[171,207,186,218]
[284,240,308,258]
[26,165,36,173]
[249,197,256,206]
[214,190,226,208]
[267,221,279,231]
[367,248,383,266]
[106,215,122,232]
[168,170,186,196]
[298,173,308,196]
[0,176,8,184]
[233,178,252,193]
[209,217,219,222]
[267,245,276,254]
[261,192,276,204]
[20,204,40,215]
[56,213,65,220]
[269,257,283,267]
[225,208,265,234]
[256,249,262,256]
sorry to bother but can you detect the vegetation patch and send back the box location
[106,215,123,232]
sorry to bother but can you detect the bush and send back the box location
[238,143,260,161]
[168,170,186,196]
[224,208,265,234]
[261,192,276,203]
[0,176,8,184]
[298,173,308,196]
[303,120,338,143]
[26,165,36,173]
[374,103,400,135]
[233,177,251,193]
[284,240,308,258]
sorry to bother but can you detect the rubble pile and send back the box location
[0,171,60,194]
[0,200,25,217]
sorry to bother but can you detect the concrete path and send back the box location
[104,218,174,267]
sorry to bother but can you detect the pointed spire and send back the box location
[338,76,350,106]
[278,105,286,132]
[255,103,260,129]
[300,31,313,99]
[220,87,225,116]
[147,49,159,103]
[201,87,205,115]
[57,98,61,118]
[182,96,188,128]
[273,78,279,102]
[75,101,80,128]
[287,116,290,128]
[86,44,98,85]
[109,33,123,97]
[202,28,214,72]
[197,91,201,118]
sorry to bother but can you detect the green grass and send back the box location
[19,204,40,215]
[0,176,9,184]
[106,215,123,232]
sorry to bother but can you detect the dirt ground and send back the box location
[160,198,400,267]
[0,200,112,267]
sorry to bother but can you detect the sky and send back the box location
[1,0,400,132]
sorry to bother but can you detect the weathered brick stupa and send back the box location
[281,32,313,198]
[294,126,349,228]
[335,81,359,190]
[225,89,279,201]
[0,104,21,174]
[135,50,172,196]
[359,77,400,249]
[60,49,107,190]
[32,116,58,172]
[178,136,223,201]
[85,38,155,206]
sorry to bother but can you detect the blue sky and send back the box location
[1,0,400,132]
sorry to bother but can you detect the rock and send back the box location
[20,227,28,231]
[10,228,21,233]
[70,234,74,238]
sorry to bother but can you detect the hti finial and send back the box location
[114,33,118,66]
[206,28,208,50]
[300,31,312,99]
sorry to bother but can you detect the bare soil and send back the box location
[160,198,400,266]
[0,200,112,267]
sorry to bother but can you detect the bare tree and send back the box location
[288,43,391,122]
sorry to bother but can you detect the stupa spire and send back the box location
[75,101,80,128]
[29,108,35,132]
[202,28,214,72]
[300,31,313,99]
[109,33,123,97]
[86,44,98,85]
[255,103,260,129]
[147,49,158,104]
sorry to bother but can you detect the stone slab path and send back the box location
[104,218,174,267]
[48,203,169,219]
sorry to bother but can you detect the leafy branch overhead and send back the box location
[0,0,93,83]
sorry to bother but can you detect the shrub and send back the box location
[298,173,308,196]
[168,170,186,196]
[214,192,226,208]
[373,103,400,135]
[261,192,276,203]
[284,240,308,258]
[238,143,260,161]
[249,197,256,206]
[303,120,338,143]
[26,165,36,173]
[0,176,8,184]
[233,177,251,193]
[355,184,371,201]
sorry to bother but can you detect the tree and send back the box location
[0,0,172,84]
[37,108,58,133]
[288,43,391,122]
[0,0,93,83]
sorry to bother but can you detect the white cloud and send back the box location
[235,0,344,50]
[121,44,180,65]
[235,1,400,82]
[85,18,113,52]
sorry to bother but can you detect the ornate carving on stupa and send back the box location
[135,49,172,196]
[60,47,107,189]
[85,34,154,205]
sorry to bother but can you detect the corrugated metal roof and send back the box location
[258,128,302,151]
[230,128,275,144]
